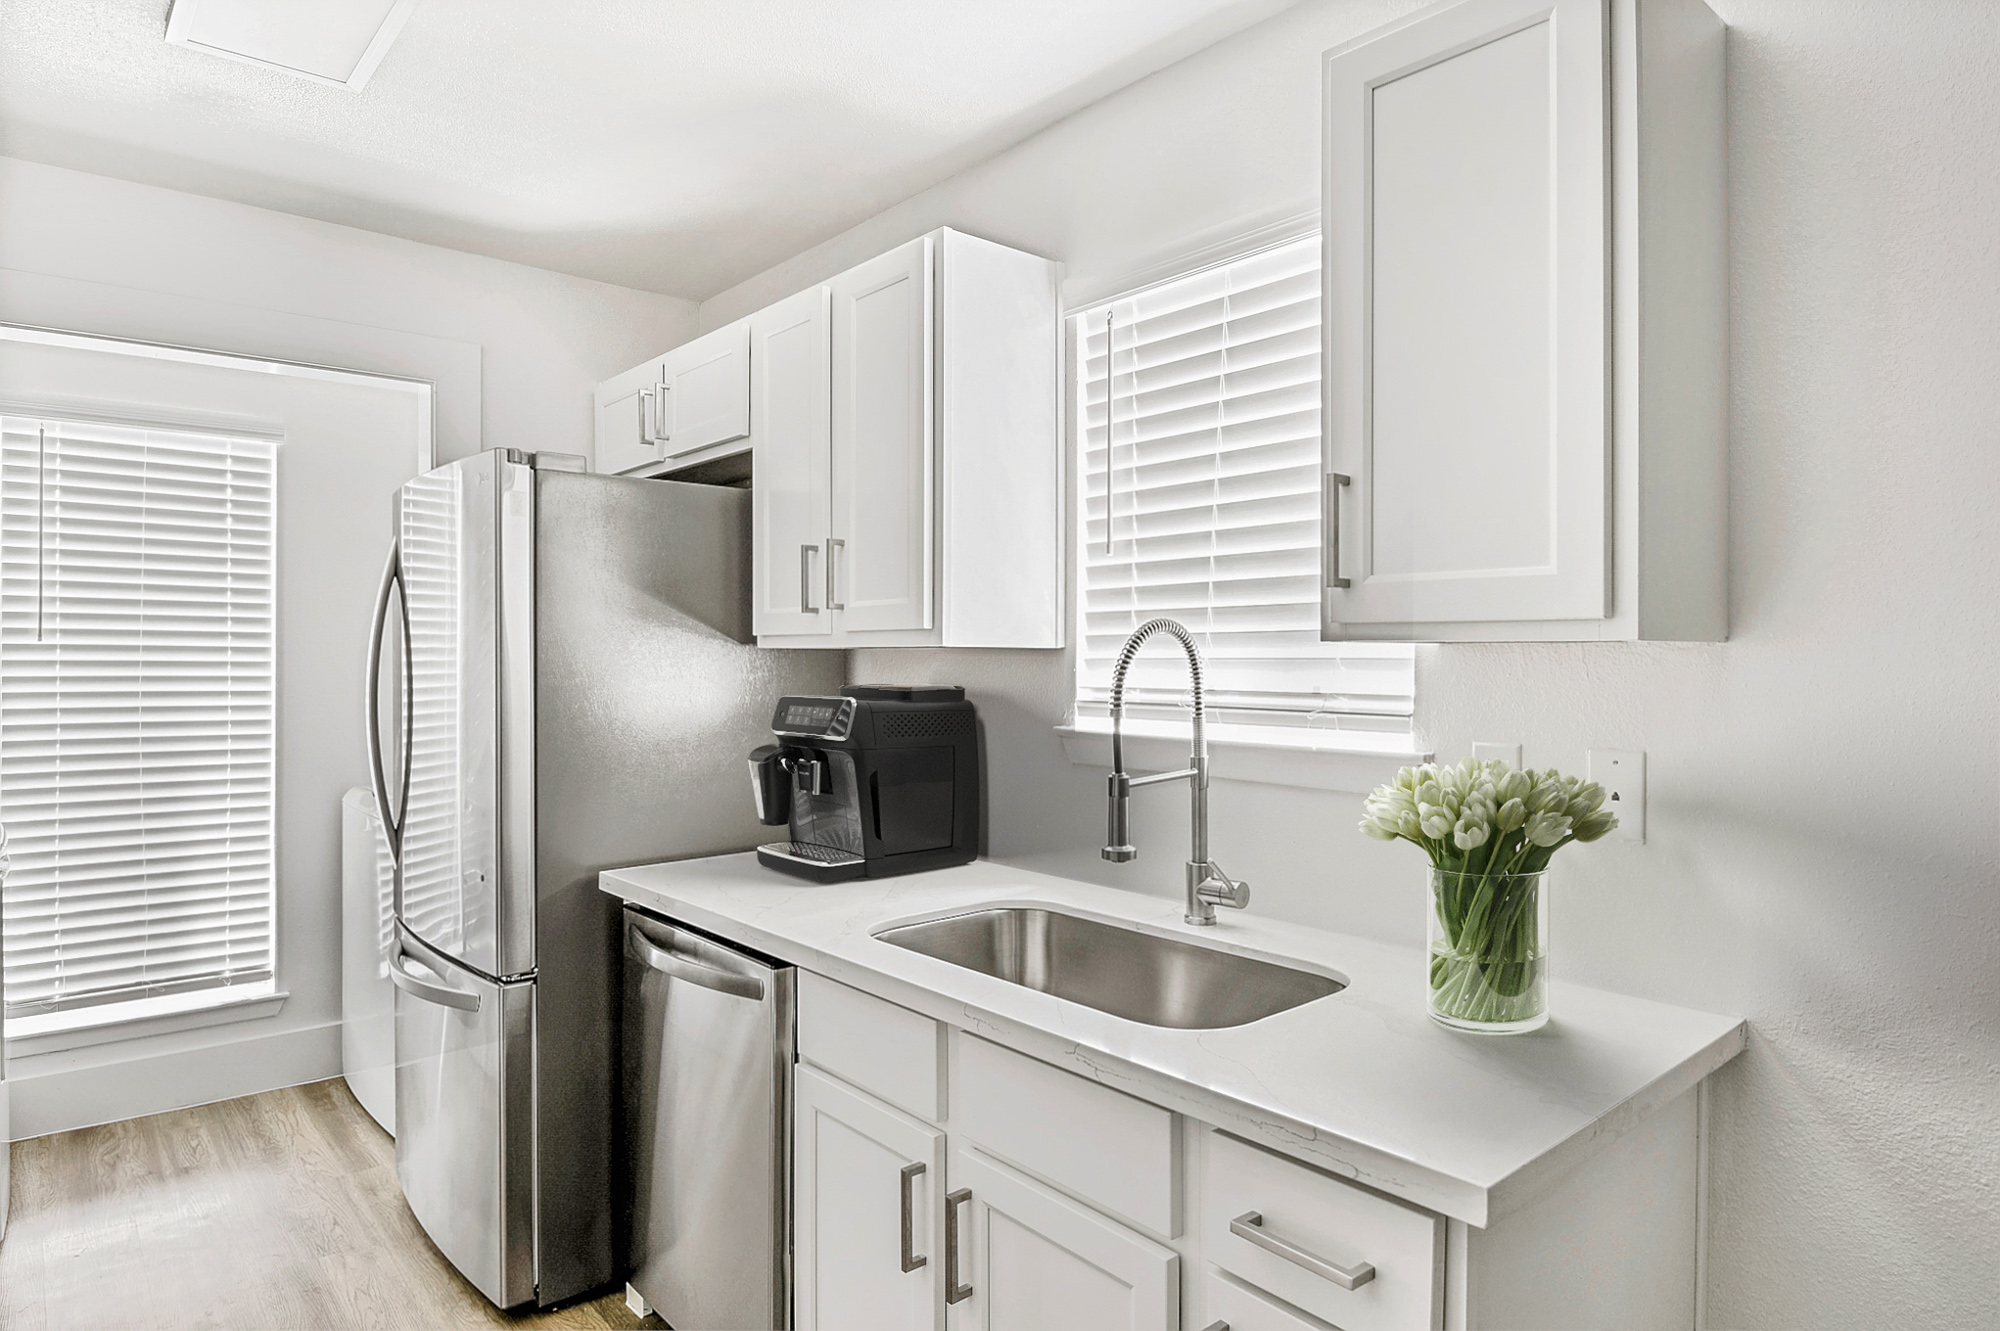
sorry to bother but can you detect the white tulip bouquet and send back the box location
[1361,758,1617,1028]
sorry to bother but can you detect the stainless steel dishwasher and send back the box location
[623,905,795,1330]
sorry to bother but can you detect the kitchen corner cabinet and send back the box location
[752,228,1062,649]
[792,969,1707,1331]
[592,319,752,477]
[1320,0,1727,642]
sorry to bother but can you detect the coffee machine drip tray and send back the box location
[756,841,869,883]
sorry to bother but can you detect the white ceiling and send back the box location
[0,0,1301,299]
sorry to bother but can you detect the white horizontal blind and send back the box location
[0,416,276,1017]
[1077,235,1414,726]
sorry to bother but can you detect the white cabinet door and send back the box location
[751,287,835,639]
[946,1145,1177,1331]
[593,357,664,475]
[830,235,934,634]
[1322,0,1608,631]
[660,318,752,460]
[797,1066,944,1331]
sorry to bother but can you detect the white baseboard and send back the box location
[7,1018,342,1140]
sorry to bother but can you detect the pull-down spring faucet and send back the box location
[1101,618,1250,926]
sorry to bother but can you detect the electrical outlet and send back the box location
[1587,749,1646,843]
[1472,741,1522,769]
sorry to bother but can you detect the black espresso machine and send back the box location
[748,685,980,882]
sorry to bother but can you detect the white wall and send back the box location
[702,2,2000,1326]
[0,157,697,1136]
[0,157,698,465]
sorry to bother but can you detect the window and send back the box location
[0,416,277,1024]
[1075,233,1414,735]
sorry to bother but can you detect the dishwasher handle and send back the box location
[627,921,766,1001]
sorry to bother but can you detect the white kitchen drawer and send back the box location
[798,971,945,1122]
[1202,1270,1324,1331]
[954,1034,1177,1238]
[1202,1131,1443,1331]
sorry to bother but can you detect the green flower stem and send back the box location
[1429,869,1544,1024]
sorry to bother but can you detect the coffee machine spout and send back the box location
[747,746,791,826]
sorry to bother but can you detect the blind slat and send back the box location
[0,416,277,1016]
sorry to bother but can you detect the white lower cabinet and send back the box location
[1202,1270,1323,1331]
[946,1145,1177,1331]
[790,970,1703,1331]
[1201,1130,1444,1331]
[795,1064,944,1331]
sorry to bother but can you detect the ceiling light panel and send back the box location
[164,0,421,90]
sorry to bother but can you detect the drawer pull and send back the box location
[945,1188,974,1304]
[899,1162,927,1272]
[1201,1323,1230,1331]
[1230,1211,1376,1290]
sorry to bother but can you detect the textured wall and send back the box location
[706,1,2000,1324]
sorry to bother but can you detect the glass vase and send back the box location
[1427,866,1548,1033]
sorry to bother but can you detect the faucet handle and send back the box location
[1197,862,1250,911]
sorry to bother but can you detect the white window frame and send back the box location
[1054,218,1430,793]
[0,322,434,1054]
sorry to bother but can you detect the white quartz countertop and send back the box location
[600,854,1743,1227]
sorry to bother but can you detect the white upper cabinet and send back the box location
[751,286,834,639]
[830,236,935,635]
[593,355,665,476]
[1322,0,1726,642]
[597,227,1060,648]
[658,319,751,460]
[762,227,1062,650]
[592,320,751,477]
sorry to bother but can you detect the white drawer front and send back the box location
[1202,1270,1323,1331]
[1202,1132,1443,1331]
[798,972,944,1122]
[954,1035,1177,1238]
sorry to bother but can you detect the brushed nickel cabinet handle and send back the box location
[1324,472,1352,590]
[651,377,673,444]
[1231,1211,1374,1290]
[800,544,820,614]
[899,1162,927,1272]
[826,537,845,610]
[945,1187,973,1304]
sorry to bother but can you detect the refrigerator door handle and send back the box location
[366,541,412,863]
[389,946,481,1012]
[626,922,765,1001]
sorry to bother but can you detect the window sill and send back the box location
[5,983,287,1058]
[1056,717,1431,794]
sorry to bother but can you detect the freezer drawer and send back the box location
[393,925,536,1310]
[624,907,795,1330]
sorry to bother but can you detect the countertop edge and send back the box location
[607,873,1494,1224]
[1481,1016,1748,1224]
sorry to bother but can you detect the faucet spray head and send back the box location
[1102,771,1136,862]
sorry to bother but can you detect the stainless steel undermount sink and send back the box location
[872,906,1344,1030]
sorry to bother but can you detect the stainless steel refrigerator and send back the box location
[364,448,840,1310]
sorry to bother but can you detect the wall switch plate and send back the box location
[1587,749,1646,842]
[1472,741,1522,769]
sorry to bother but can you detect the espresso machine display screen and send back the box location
[784,702,840,729]
[771,697,854,739]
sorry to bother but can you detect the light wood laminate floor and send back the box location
[0,1079,664,1331]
